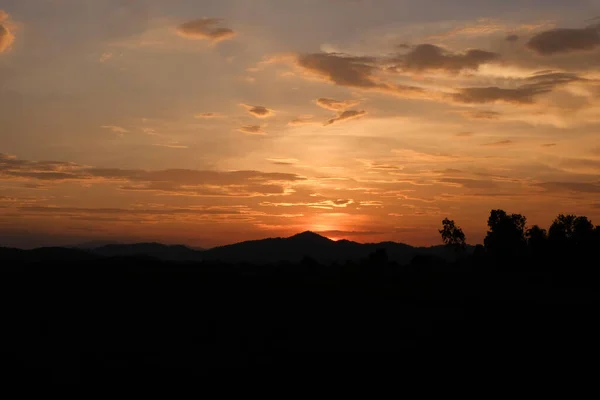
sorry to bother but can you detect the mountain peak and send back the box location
[288,231,332,243]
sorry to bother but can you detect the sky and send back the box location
[1,0,600,248]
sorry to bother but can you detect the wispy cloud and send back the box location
[195,112,224,119]
[99,52,113,63]
[101,125,128,135]
[482,140,514,147]
[325,110,367,126]
[288,116,317,126]
[266,158,299,165]
[241,104,275,118]
[238,125,267,135]
[315,98,360,111]
[176,18,235,43]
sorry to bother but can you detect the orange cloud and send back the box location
[391,44,499,73]
[460,110,501,120]
[176,18,235,43]
[315,98,360,111]
[482,140,514,147]
[240,104,275,118]
[325,110,367,126]
[267,158,299,165]
[0,11,15,54]
[452,72,584,104]
[288,116,317,126]
[195,112,223,118]
[238,125,266,135]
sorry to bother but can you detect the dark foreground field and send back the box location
[0,254,597,383]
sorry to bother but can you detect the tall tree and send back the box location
[526,225,547,256]
[484,209,527,258]
[439,218,466,251]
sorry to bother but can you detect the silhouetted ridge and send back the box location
[287,231,333,244]
[200,232,469,264]
[92,243,202,262]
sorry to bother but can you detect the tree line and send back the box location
[440,210,600,262]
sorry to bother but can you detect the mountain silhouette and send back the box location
[92,243,203,262]
[200,231,471,264]
[0,231,471,264]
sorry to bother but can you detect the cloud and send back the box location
[238,125,266,135]
[0,153,304,198]
[315,98,360,111]
[260,199,355,210]
[101,125,128,135]
[153,143,189,149]
[438,178,498,189]
[541,143,557,147]
[296,52,426,97]
[506,34,520,42]
[266,158,299,165]
[392,44,499,73]
[538,182,600,193]
[455,132,474,137]
[428,19,551,40]
[18,206,243,217]
[460,110,501,120]
[240,104,275,118]
[195,112,223,118]
[325,110,367,126]
[452,72,584,104]
[358,159,403,172]
[176,18,235,43]
[527,25,600,55]
[99,52,113,63]
[483,140,514,146]
[297,53,379,88]
[0,11,15,54]
[558,157,600,172]
[288,116,317,126]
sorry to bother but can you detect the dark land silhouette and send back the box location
[0,209,598,383]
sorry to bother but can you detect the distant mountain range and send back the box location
[0,231,473,264]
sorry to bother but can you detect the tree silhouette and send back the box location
[439,218,466,251]
[573,216,594,244]
[526,225,547,256]
[548,214,577,242]
[484,209,527,258]
[548,214,595,249]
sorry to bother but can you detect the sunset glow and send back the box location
[1,0,600,248]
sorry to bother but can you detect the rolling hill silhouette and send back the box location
[92,242,203,262]
[199,231,471,264]
[0,231,471,264]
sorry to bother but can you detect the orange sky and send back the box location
[1,1,600,248]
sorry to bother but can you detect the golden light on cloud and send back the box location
[0,10,15,54]
[315,98,361,111]
[238,125,267,135]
